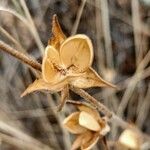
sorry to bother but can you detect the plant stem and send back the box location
[70,85,113,118]
[0,40,41,71]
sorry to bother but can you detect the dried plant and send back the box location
[118,129,142,150]
[0,5,149,149]
[63,105,110,150]
[21,15,116,111]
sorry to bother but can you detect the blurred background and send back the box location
[0,0,149,149]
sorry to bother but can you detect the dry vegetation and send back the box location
[0,0,150,150]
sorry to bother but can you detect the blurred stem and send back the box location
[57,85,69,111]
[12,0,24,15]
[71,0,86,35]
[0,7,44,55]
[0,40,41,71]
[100,0,114,69]
[131,0,142,67]
[136,85,150,128]
[0,26,26,52]
[117,50,150,118]
[0,121,51,150]
[95,0,105,73]
[19,0,44,55]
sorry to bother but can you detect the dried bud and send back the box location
[63,105,110,150]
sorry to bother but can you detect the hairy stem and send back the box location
[0,40,41,71]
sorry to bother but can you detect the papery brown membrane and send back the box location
[71,134,83,150]
[81,131,100,150]
[77,105,100,121]
[48,14,66,49]
[118,129,141,150]
[63,112,87,134]
[71,131,100,150]
[79,111,101,132]
[60,34,93,72]
[21,78,68,97]
[69,68,117,89]
[42,45,64,83]
[63,105,110,150]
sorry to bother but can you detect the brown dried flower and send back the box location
[63,105,110,150]
[21,15,116,98]
[118,129,142,150]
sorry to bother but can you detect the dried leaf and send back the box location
[63,112,87,134]
[48,14,66,49]
[60,34,93,72]
[70,68,117,89]
[21,79,67,97]
[79,111,101,131]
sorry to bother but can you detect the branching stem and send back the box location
[70,85,112,118]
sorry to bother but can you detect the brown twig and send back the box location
[57,85,69,111]
[66,99,84,105]
[0,40,41,71]
[70,85,113,118]
[66,99,97,110]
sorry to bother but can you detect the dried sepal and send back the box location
[71,134,83,150]
[21,79,67,97]
[79,111,101,132]
[77,105,100,121]
[69,68,117,89]
[48,14,66,49]
[60,34,93,72]
[71,131,100,150]
[81,132,100,150]
[42,46,62,83]
[118,129,141,150]
[100,124,110,136]
[63,105,110,150]
[63,112,87,134]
